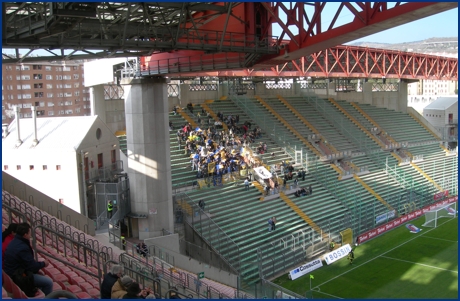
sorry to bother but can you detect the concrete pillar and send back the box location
[89,85,106,122]
[218,83,229,98]
[255,83,265,95]
[179,84,190,106]
[294,82,301,95]
[121,77,174,239]
[398,81,408,113]
[362,82,373,105]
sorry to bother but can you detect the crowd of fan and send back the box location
[173,107,267,179]
[171,103,315,198]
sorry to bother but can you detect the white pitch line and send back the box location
[380,255,458,274]
[314,217,456,289]
[420,236,458,243]
[314,290,344,299]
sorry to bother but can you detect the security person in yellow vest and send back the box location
[329,241,335,251]
[121,234,126,250]
[107,200,113,219]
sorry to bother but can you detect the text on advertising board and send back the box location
[288,259,323,280]
[323,244,352,265]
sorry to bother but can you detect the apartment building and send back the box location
[2,61,91,124]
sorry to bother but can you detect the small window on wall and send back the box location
[43,165,47,170]
[16,165,21,170]
[56,165,61,170]
[59,199,64,204]
[29,165,34,170]
[3,165,8,170]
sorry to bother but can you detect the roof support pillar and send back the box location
[121,76,173,239]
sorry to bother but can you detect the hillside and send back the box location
[348,37,458,56]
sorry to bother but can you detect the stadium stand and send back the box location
[3,92,457,298]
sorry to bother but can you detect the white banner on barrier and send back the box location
[323,244,352,265]
[288,259,323,280]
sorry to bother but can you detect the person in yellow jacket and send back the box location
[111,275,133,299]
[107,200,113,219]
[121,234,126,250]
[329,241,335,251]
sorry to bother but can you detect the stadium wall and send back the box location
[146,232,239,288]
[357,195,458,244]
[2,171,96,235]
[334,81,408,113]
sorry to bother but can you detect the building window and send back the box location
[33,74,42,80]
[16,65,30,71]
[43,165,47,170]
[45,66,52,71]
[56,165,61,170]
[59,199,64,204]
[47,93,53,98]
[48,111,54,116]
[32,65,42,70]
[29,165,34,170]
[46,84,53,89]
[46,75,53,80]
[3,165,8,170]
[16,165,21,170]
[34,83,43,89]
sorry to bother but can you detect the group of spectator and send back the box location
[101,265,156,299]
[294,185,313,197]
[1,222,157,299]
[136,242,149,257]
[175,121,264,180]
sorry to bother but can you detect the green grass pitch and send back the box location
[272,214,458,299]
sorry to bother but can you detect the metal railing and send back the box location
[87,160,124,183]
[94,178,130,229]
[175,193,241,274]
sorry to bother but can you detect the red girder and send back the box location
[259,2,458,62]
[141,2,458,80]
[154,46,457,80]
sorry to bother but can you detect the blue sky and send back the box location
[269,3,457,45]
[2,5,458,56]
[347,7,458,44]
